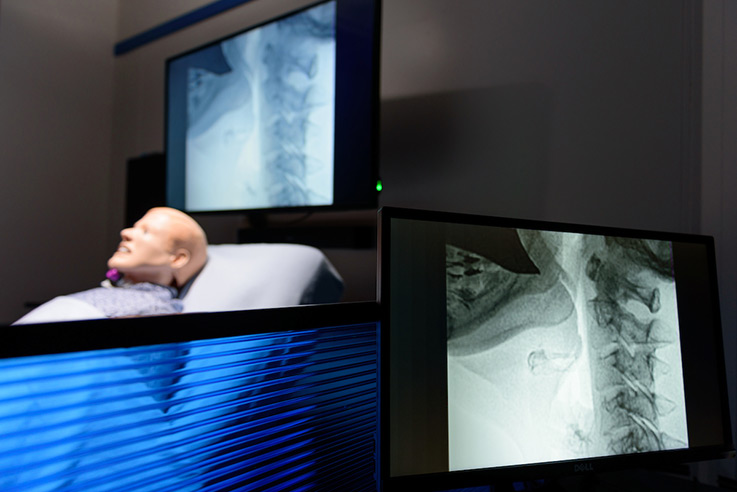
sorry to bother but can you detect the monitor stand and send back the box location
[237,211,375,249]
[435,468,725,492]
[245,211,269,230]
[534,468,721,492]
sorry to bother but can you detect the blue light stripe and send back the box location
[0,367,312,442]
[114,0,258,56]
[0,350,325,418]
[0,339,311,387]
[0,384,315,467]
[115,432,316,492]
[66,416,317,492]
[0,322,378,491]
[188,444,315,487]
[5,408,312,488]
[0,365,375,464]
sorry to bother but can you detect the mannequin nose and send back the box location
[120,228,133,240]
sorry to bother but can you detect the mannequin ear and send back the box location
[170,249,191,270]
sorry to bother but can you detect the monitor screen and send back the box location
[378,207,733,490]
[165,0,380,214]
[0,303,379,491]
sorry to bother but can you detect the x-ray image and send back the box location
[184,1,336,211]
[446,228,688,471]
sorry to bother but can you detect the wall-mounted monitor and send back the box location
[165,0,380,215]
[378,207,733,490]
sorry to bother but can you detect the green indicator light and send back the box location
[376,179,383,192]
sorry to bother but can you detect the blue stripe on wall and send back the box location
[114,0,256,56]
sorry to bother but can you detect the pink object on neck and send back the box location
[105,268,122,283]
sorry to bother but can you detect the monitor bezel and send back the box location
[1,301,379,360]
[164,0,381,217]
[377,206,734,491]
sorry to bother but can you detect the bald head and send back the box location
[107,207,208,288]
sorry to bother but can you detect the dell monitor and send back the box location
[165,0,380,216]
[378,207,733,491]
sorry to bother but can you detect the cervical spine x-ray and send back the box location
[446,228,688,470]
[184,1,336,211]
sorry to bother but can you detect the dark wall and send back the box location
[378,1,700,234]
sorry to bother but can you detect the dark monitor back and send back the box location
[125,153,166,227]
[378,207,733,491]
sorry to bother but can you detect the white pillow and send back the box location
[13,243,343,324]
[181,243,343,313]
[13,296,106,325]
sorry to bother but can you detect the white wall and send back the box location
[0,0,117,324]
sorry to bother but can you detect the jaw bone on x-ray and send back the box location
[446,228,688,470]
[185,1,336,211]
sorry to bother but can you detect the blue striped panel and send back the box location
[0,322,378,491]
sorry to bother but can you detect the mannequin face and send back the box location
[107,210,178,284]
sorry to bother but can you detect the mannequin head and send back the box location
[107,207,208,288]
